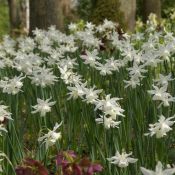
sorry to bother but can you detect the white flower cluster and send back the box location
[38,121,62,149]
[148,84,175,107]
[0,74,25,95]
[0,104,12,135]
[141,161,175,175]
[0,18,174,173]
[107,150,138,168]
[57,58,124,129]
[145,114,175,138]
[32,97,56,117]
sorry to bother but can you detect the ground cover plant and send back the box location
[0,16,175,175]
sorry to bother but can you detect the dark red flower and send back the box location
[15,158,48,175]
[56,151,103,175]
[62,163,82,175]
[80,157,103,175]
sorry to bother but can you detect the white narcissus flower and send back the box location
[0,124,8,136]
[145,115,175,138]
[83,86,103,104]
[32,98,56,117]
[124,76,141,89]
[127,63,147,79]
[58,65,75,84]
[81,50,101,67]
[67,82,87,100]
[38,122,62,149]
[102,19,116,30]
[13,52,43,75]
[0,104,12,122]
[30,66,58,87]
[95,94,124,119]
[148,85,175,107]
[0,74,25,95]
[105,57,121,71]
[107,150,138,168]
[68,22,77,31]
[140,161,175,175]
[95,115,121,129]
[95,63,113,76]
[154,73,174,86]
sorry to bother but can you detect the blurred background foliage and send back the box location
[0,0,175,39]
[90,0,126,29]
[0,0,9,40]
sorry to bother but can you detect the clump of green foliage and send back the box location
[90,0,126,29]
[77,0,95,21]
[0,1,9,40]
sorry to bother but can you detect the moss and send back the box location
[90,0,126,29]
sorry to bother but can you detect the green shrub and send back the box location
[90,0,126,29]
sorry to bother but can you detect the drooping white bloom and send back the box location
[95,94,124,119]
[102,19,116,30]
[143,52,162,67]
[38,36,52,53]
[60,57,78,69]
[67,82,87,100]
[13,52,43,74]
[1,35,16,56]
[95,94,120,111]
[0,104,12,122]
[105,57,122,71]
[68,23,78,31]
[107,150,138,168]
[86,22,95,30]
[30,66,58,87]
[81,50,101,67]
[83,86,103,104]
[76,29,102,48]
[121,45,136,62]
[38,122,62,149]
[127,63,147,79]
[0,59,5,69]
[124,76,141,89]
[148,85,175,107]
[140,161,175,175]
[32,98,56,117]
[145,114,175,138]
[18,37,36,53]
[95,115,121,129]
[95,63,113,76]
[58,65,81,85]
[154,73,174,86]
[46,48,63,66]
[0,124,8,136]
[158,44,171,61]
[148,85,168,101]
[0,74,25,95]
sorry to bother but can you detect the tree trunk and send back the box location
[143,0,161,22]
[29,0,63,34]
[7,0,29,36]
[119,0,136,31]
[19,0,29,34]
[7,0,20,34]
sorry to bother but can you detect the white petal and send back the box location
[140,167,155,175]
[128,158,138,163]
[163,168,175,175]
